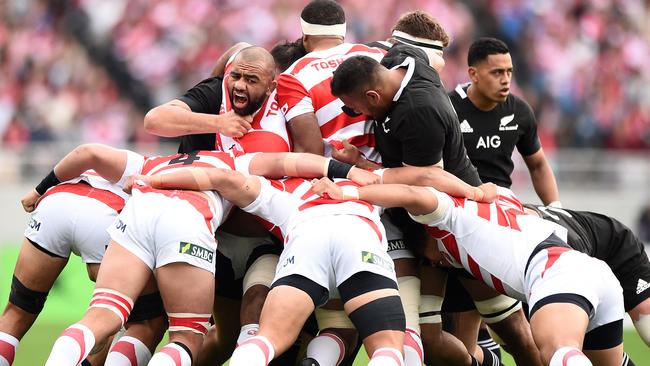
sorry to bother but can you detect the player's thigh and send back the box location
[155,263,215,314]
[94,240,153,301]
[12,237,68,291]
[529,302,588,362]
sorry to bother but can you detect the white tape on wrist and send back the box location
[341,185,359,200]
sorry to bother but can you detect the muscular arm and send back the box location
[140,168,261,208]
[523,148,560,205]
[382,165,485,201]
[143,99,224,137]
[358,184,439,216]
[53,144,130,183]
[287,113,325,155]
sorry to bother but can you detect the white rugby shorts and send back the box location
[107,190,217,274]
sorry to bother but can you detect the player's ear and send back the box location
[365,90,380,106]
[268,79,277,94]
[468,66,478,83]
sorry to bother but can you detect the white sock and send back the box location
[237,324,260,346]
[230,335,275,366]
[403,328,423,366]
[0,332,19,366]
[369,347,404,366]
[549,347,592,366]
[306,333,346,366]
[105,336,152,365]
[45,324,96,366]
[148,343,192,366]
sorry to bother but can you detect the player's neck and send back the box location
[467,84,499,111]
[308,37,344,52]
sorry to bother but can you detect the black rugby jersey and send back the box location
[524,204,637,271]
[377,45,481,186]
[450,83,540,188]
[177,76,224,153]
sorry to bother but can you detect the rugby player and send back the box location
[312,179,636,366]
[2,152,166,366]
[524,204,650,346]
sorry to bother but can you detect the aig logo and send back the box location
[476,135,501,149]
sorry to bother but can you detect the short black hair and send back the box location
[331,56,379,97]
[271,38,307,72]
[467,37,510,66]
[301,0,345,25]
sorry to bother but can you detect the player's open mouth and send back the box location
[233,92,248,108]
[499,88,509,96]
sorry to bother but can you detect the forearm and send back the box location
[358,184,438,215]
[530,165,560,205]
[382,166,480,200]
[354,156,381,170]
[144,102,220,137]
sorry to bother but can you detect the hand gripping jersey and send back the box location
[277,43,386,161]
[137,150,239,231]
[419,188,567,299]
[218,55,291,153]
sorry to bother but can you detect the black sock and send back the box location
[80,360,92,366]
[623,352,636,366]
[477,327,502,360]
[480,346,504,366]
[470,355,480,366]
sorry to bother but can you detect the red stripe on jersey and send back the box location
[491,275,506,294]
[279,178,305,193]
[496,206,509,227]
[231,131,290,153]
[0,339,15,365]
[111,340,138,366]
[356,215,383,242]
[89,299,130,321]
[541,247,571,278]
[309,77,337,110]
[476,203,491,221]
[345,44,386,57]
[135,185,214,231]
[319,111,367,139]
[198,150,236,168]
[499,194,524,211]
[61,327,86,365]
[289,56,323,75]
[38,183,125,212]
[441,236,462,263]
[277,74,309,113]
[160,345,182,366]
[450,196,466,208]
[505,209,522,231]
[425,226,450,240]
[298,197,373,212]
[141,155,174,174]
[169,316,210,334]
[467,255,482,280]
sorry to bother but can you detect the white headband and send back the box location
[300,18,346,37]
[391,30,444,50]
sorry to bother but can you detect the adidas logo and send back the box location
[637,278,650,294]
[460,119,474,133]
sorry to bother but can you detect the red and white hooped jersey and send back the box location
[136,150,239,230]
[277,43,386,162]
[217,55,291,153]
[242,176,381,243]
[420,188,568,299]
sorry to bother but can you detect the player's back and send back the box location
[425,189,567,297]
[277,43,386,161]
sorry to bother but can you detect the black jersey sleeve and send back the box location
[177,76,224,114]
[515,98,541,156]
[395,107,444,166]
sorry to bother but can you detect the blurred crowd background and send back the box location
[1,0,650,236]
[3,0,650,149]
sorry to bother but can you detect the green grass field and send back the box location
[1,244,648,365]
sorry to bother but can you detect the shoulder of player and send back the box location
[507,94,537,123]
